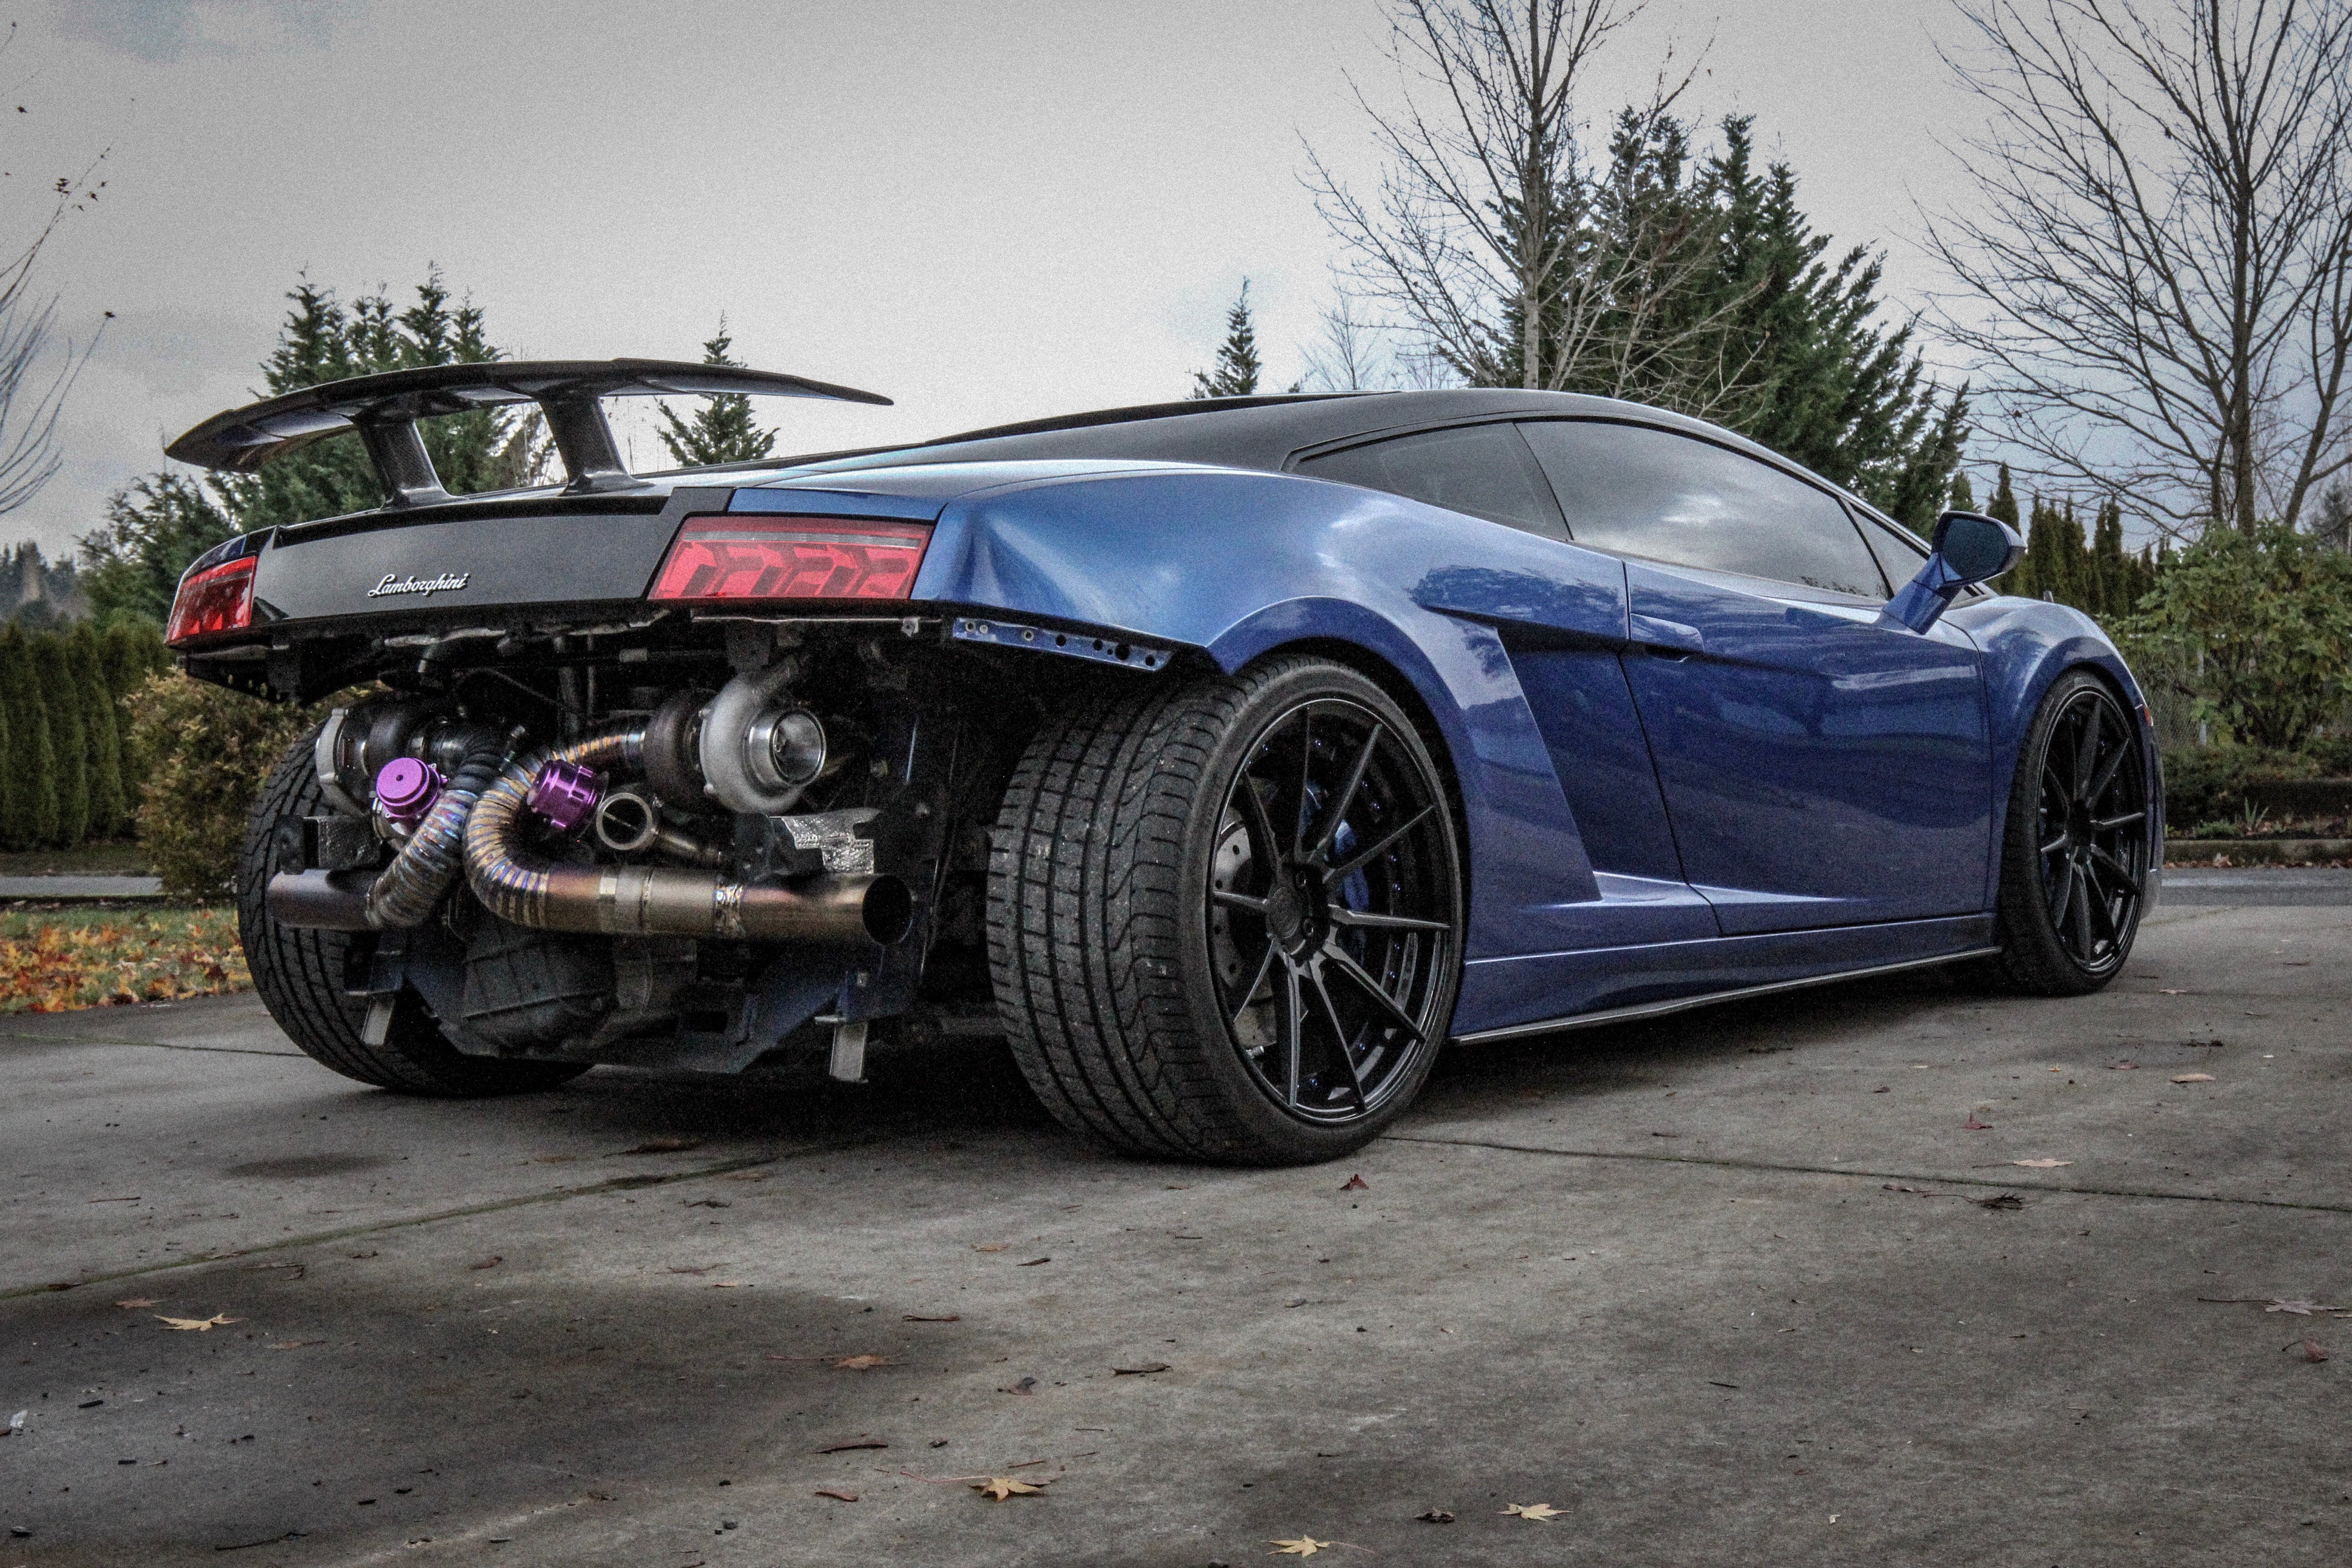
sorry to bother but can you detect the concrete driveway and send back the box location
[3,876,2347,1566]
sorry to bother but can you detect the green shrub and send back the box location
[2160,745,2317,832]
[123,671,330,898]
[2117,525,2352,750]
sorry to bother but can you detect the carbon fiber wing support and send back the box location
[163,359,892,506]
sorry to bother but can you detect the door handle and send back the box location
[1630,613,1705,655]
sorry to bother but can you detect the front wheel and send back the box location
[987,656,1465,1165]
[1983,671,2151,995]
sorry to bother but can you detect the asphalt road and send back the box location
[3,892,2347,1566]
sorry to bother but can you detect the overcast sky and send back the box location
[5,0,1986,560]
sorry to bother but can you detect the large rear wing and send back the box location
[164,358,891,508]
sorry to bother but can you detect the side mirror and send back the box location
[1882,510,2025,634]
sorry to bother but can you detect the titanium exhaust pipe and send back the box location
[462,735,911,946]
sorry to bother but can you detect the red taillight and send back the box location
[648,515,930,603]
[164,555,257,647]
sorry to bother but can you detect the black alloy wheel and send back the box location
[1208,698,1458,1125]
[1986,672,2150,994]
[989,655,1465,1165]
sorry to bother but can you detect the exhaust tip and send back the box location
[862,875,915,946]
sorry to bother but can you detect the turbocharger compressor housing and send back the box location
[698,664,828,814]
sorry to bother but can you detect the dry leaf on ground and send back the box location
[1503,1503,1565,1521]
[1416,1509,1455,1523]
[1016,1256,1051,1267]
[971,1243,1009,1253]
[833,1354,893,1371]
[2012,1159,2071,1168]
[904,1314,960,1322]
[816,1440,887,1454]
[972,1477,1049,1500]
[1269,1537,1333,1556]
[1975,1192,2026,1210]
[467,1257,502,1270]
[1963,1112,1994,1130]
[814,1488,858,1502]
[1338,1174,1368,1191]
[1112,1362,1171,1376]
[2172,1073,2215,1083]
[156,1313,240,1332]
[113,1298,157,1309]
[2295,1339,2329,1362]
[1000,1376,1038,1395]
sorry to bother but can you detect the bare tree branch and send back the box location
[1925,0,2352,535]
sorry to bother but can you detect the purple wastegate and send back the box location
[525,758,599,833]
[372,756,443,823]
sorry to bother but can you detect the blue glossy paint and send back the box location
[710,454,2153,1037]
[1619,560,1994,934]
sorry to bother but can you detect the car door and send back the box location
[1518,419,1994,935]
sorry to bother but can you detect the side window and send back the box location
[1295,423,1567,542]
[1852,506,1930,590]
[1518,420,1887,598]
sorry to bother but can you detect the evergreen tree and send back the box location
[1948,471,1977,511]
[82,271,521,621]
[69,626,124,838]
[0,627,59,848]
[100,620,168,822]
[656,322,778,467]
[31,636,88,848]
[1190,282,1265,398]
[1987,464,2021,527]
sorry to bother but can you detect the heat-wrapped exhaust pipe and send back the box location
[462,731,911,946]
[265,720,513,933]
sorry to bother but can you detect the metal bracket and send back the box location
[951,616,1171,671]
[828,1020,868,1083]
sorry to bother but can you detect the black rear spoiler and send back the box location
[164,358,892,507]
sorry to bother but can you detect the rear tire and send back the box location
[1983,671,2151,995]
[986,656,1463,1166]
[236,726,589,1097]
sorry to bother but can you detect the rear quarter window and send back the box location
[1295,423,1567,542]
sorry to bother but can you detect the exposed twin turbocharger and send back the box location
[267,665,911,949]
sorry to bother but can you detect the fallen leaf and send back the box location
[2159,988,2188,995]
[622,1138,702,1154]
[1974,1192,2026,1211]
[2110,1061,2140,1070]
[113,1298,158,1309]
[816,1440,888,1453]
[1416,1509,1455,1523]
[155,1313,240,1332]
[971,1243,1009,1253]
[663,1265,718,1275]
[814,1487,858,1501]
[903,1314,960,1322]
[1338,1174,1368,1192]
[2266,1300,2345,1316]
[1112,1362,1171,1376]
[1000,1376,1038,1395]
[973,1476,1049,1500]
[1016,1256,1051,1267]
[709,1281,747,1289]
[1503,1502,1565,1521]
[2171,1073,2215,1083]
[2012,1158,2072,1168]
[684,1199,730,1210]
[1963,1112,1993,1130]
[1269,1538,1332,1556]
[467,1256,503,1271]
[834,1354,894,1371]
[2298,1340,2329,1362]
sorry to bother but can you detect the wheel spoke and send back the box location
[1278,963,1304,1110]
[1324,802,1437,885]
[1212,889,1269,915]
[1308,966,1369,1110]
[2046,854,2077,929]
[2072,704,2102,796]
[2092,810,2146,832]
[1293,711,1314,855]
[2068,861,2096,955]
[1320,943,1426,1042]
[2038,830,2070,856]
[1306,721,1383,863]
[1230,936,1278,1036]
[1235,772,1284,869]
[2086,844,2141,897]
[2081,734,2130,807]
[1328,906,1453,934]
[2086,877,2119,945]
